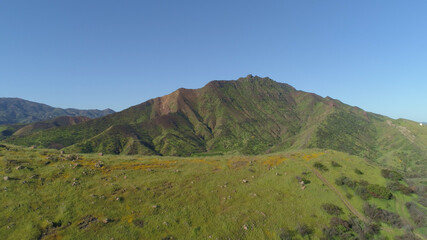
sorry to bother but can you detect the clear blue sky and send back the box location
[1,1,426,122]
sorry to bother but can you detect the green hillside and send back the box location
[5,76,427,180]
[1,145,425,239]
[1,76,387,156]
[0,116,91,142]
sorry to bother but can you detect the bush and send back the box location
[297,224,313,237]
[363,203,403,228]
[335,176,357,188]
[367,184,393,199]
[331,161,341,167]
[387,181,414,195]
[405,202,426,227]
[355,185,371,200]
[322,217,355,240]
[313,162,328,171]
[321,217,380,240]
[279,228,296,240]
[381,169,403,181]
[348,217,381,239]
[322,203,343,216]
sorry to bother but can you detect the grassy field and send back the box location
[0,145,425,239]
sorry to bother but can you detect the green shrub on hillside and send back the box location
[386,181,414,195]
[322,203,343,216]
[331,161,342,167]
[366,184,393,199]
[314,162,328,171]
[297,224,313,238]
[335,176,356,188]
[363,203,403,228]
[279,228,296,240]
[381,169,403,181]
[405,202,426,227]
[336,176,392,200]
[322,217,380,240]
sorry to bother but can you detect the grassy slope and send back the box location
[1,145,424,239]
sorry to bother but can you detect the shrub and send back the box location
[386,181,401,191]
[355,185,370,200]
[367,184,393,199]
[387,181,414,195]
[297,224,313,237]
[322,216,381,240]
[331,161,341,167]
[363,203,403,228]
[322,217,355,240]
[348,217,381,239]
[322,203,343,216]
[381,169,403,181]
[279,228,296,240]
[358,180,369,186]
[405,202,426,227]
[335,176,357,188]
[314,162,328,171]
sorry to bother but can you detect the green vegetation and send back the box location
[322,217,380,240]
[363,203,403,228]
[331,161,341,167]
[321,203,343,216]
[310,111,377,159]
[0,97,113,125]
[1,76,427,239]
[313,162,328,172]
[382,169,404,181]
[0,146,424,239]
[336,176,393,200]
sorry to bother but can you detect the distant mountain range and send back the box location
[0,98,114,125]
[4,75,426,178]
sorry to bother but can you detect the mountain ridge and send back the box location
[0,97,114,125]
[4,75,426,178]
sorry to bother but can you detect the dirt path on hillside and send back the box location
[305,164,368,222]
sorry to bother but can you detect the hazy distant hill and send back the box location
[0,98,114,125]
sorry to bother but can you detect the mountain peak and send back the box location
[237,74,271,82]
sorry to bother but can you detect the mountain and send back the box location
[0,116,91,141]
[12,116,91,136]
[4,75,426,176]
[0,98,114,125]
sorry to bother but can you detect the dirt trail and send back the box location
[305,163,368,222]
